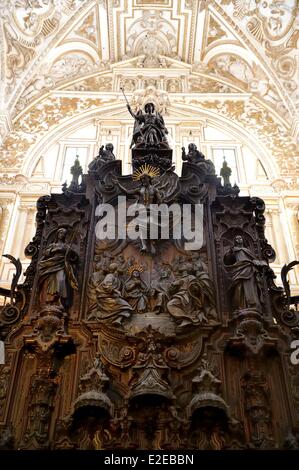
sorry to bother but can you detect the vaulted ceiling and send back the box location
[0,0,298,177]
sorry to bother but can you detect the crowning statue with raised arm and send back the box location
[121,87,169,149]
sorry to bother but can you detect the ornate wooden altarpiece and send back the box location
[0,103,299,450]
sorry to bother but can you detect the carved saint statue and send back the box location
[38,228,78,308]
[122,266,149,313]
[88,143,115,172]
[87,263,132,324]
[167,262,214,326]
[224,235,267,311]
[151,265,173,314]
[182,143,205,163]
[181,143,215,175]
[189,253,217,320]
[126,102,169,148]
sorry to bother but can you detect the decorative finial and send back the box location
[69,155,83,191]
[220,157,232,187]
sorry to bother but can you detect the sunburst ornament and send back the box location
[127,263,144,276]
[132,163,160,181]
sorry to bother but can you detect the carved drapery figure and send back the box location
[129,326,174,403]
[182,143,205,163]
[114,167,163,255]
[167,263,212,326]
[182,143,215,175]
[151,265,173,314]
[87,263,132,324]
[114,167,162,207]
[0,366,10,415]
[25,373,57,446]
[189,253,217,320]
[38,228,78,308]
[123,266,149,313]
[88,143,115,172]
[224,235,266,311]
[242,371,274,448]
[114,165,179,254]
[114,163,179,207]
[127,102,169,148]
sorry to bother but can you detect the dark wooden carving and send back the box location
[0,106,298,450]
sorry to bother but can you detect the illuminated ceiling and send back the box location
[0,0,298,176]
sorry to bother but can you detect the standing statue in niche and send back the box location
[87,263,132,324]
[224,235,267,312]
[38,228,78,308]
[126,101,169,148]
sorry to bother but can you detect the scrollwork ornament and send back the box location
[281,309,299,328]
[165,347,179,363]
[0,304,20,326]
[120,346,135,365]
[22,195,51,292]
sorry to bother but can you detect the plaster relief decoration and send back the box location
[15,74,55,114]
[74,9,97,44]
[131,85,170,114]
[206,14,227,46]
[125,10,177,63]
[188,75,234,93]
[16,61,110,114]
[11,0,55,36]
[48,53,98,82]
[208,54,283,114]
[0,0,89,113]
[0,96,117,169]
[229,0,297,41]
[1,0,59,94]
[165,78,182,93]
[191,98,298,175]
[3,25,36,91]
[218,0,298,122]
[62,75,113,92]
